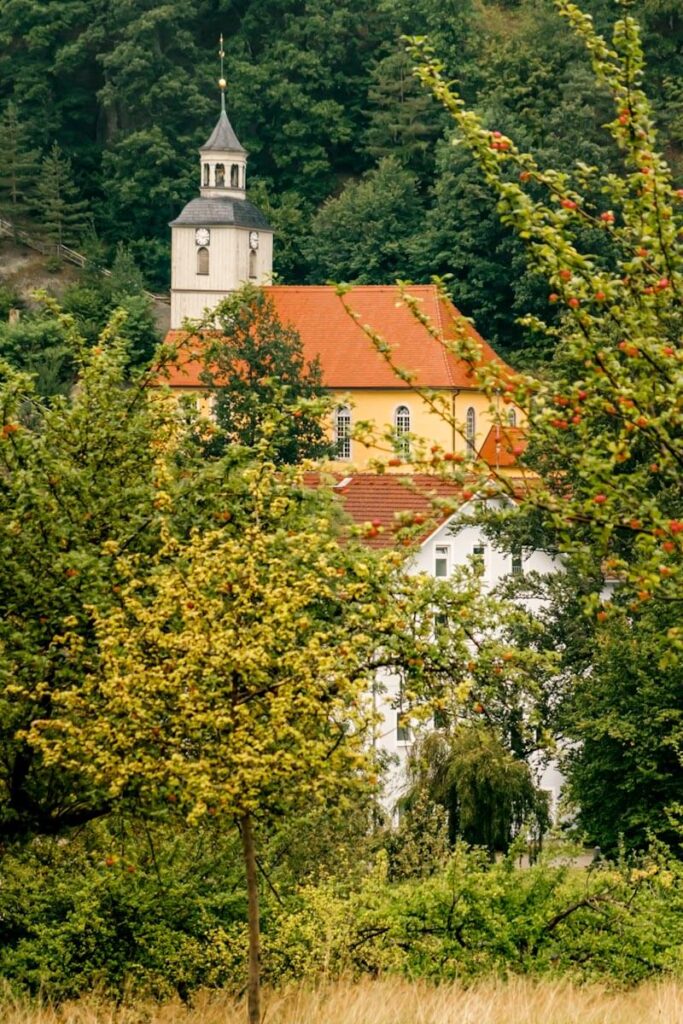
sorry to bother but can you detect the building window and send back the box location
[197,246,209,275]
[511,552,524,576]
[394,404,410,457]
[435,544,449,578]
[202,163,209,186]
[396,712,412,744]
[249,249,257,279]
[231,163,239,188]
[215,163,225,187]
[508,408,517,427]
[472,544,486,567]
[466,407,476,455]
[334,406,351,460]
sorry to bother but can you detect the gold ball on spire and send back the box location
[219,77,227,89]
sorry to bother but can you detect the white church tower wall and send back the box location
[169,53,273,330]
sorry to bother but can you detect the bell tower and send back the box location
[169,37,273,330]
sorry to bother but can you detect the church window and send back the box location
[466,407,476,455]
[197,246,209,275]
[394,404,410,457]
[508,408,517,427]
[231,163,239,188]
[249,249,257,279]
[203,163,209,186]
[334,406,351,460]
[215,163,225,187]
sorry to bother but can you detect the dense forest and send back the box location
[0,0,681,354]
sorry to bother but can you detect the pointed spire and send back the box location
[200,33,246,153]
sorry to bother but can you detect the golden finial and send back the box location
[218,35,227,98]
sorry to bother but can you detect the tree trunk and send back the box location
[240,813,261,1024]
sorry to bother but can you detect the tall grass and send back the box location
[3,978,683,1024]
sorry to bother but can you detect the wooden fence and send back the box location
[0,218,170,305]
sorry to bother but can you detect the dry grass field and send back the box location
[3,978,683,1024]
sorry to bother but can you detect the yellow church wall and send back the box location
[327,387,504,469]
[165,385,519,471]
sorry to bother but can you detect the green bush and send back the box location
[1,825,681,1000]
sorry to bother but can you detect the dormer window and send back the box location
[215,164,225,187]
[231,164,239,188]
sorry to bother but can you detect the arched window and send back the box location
[466,407,476,455]
[215,163,225,187]
[230,163,239,188]
[334,406,351,460]
[249,249,257,280]
[241,165,246,188]
[203,163,209,186]
[197,246,209,275]
[394,404,410,457]
[508,408,517,427]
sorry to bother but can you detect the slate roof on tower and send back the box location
[200,109,246,153]
[162,284,511,390]
[170,197,270,229]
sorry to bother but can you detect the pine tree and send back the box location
[0,102,40,225]
[34,142,89,248]
[363,49,444,178]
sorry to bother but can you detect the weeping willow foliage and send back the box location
[405,726,550,856]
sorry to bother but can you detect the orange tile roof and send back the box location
[332,473,465,549]
[162,284,509,390]
[478,425,527,468]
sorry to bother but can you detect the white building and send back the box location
[333,473,564,814]
[169,86,274,330]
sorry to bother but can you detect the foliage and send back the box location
[562,602,683,853]
[200,284,332,464]
[0,0,679,307]
[305,157,426,285]
[34,143,89,247]
[2,825,682,999]
[379,1,683,853]
[0,312,74,398]
[0,102,40,223]
[0,306,201,841]
[404,726,550,855]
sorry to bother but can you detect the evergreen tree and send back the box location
[34,143,89,248]
[0,102,40,224]
[363,49,445,179]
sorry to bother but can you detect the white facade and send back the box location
[374,502,563,815]
[169,100,274,330]
[170,226,274,327]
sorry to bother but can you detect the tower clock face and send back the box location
[249,230,260,251]
[195,228,210,246]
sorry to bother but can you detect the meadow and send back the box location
[4,979,683,1024]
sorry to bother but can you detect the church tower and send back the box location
[169,39,273,330]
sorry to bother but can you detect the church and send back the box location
[162,81,522,472]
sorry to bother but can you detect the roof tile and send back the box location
[163,284,510,390]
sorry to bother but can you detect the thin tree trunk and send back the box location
[240,813,261,1024]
